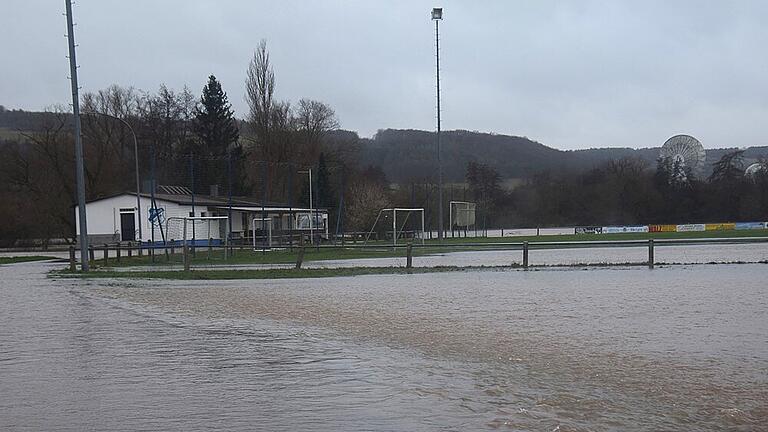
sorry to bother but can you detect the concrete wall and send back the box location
[76,194,233,243]
[76,194,195,243]
[75,194,151,242]
[76,194,331,243]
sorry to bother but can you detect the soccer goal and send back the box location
[363,208,425,247]
[252,217,273,250]
[449,201,476,237]
[166,216,229,248]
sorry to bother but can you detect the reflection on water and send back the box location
[1,261,767,430]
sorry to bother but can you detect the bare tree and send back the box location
[295,98,339,163]
[345,181,390,232]
[245,39,276,152]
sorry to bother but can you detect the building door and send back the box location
[120,212,136,242]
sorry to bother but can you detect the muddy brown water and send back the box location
[1,261,766,431]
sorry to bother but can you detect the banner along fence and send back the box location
[576,222,767,235]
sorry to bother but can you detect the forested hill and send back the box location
[357,129,768,183]
[357,129,568,182]
[3,109,767,183]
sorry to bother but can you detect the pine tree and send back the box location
[194,75,239,155]
[315,153,335,208]
[193,75,242,193]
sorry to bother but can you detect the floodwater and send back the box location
[1,261,767,431]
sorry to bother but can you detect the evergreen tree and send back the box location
[193,75,242,193]
[315,153,335,208]
[299,154,335,208]
[194,75,239,155]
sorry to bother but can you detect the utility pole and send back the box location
[432,7,444,241]
[65,0,89,271]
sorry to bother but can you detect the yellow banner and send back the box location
[705,223,736,231]
[649,224,676,232]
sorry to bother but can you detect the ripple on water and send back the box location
[1,262,767,430]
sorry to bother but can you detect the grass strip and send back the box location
[55,265,478,280]
[428,229,768,244]
[0,256,60,265]
[53,260,767,281]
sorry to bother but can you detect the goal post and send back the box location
[449,201,476,237]
[165,216,229,248]
[252,217,273,250]
[363,208,425,247]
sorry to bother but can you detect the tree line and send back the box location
[0,40,387,245]
[454,152,768,230]
[1,39,766,245]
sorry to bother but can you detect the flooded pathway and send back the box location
[1,261,767,430]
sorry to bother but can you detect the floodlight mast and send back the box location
[65,0,89,271]
[432,7,444,241]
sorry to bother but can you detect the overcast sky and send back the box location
[2,1,767,150]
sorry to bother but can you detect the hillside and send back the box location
[3,109,766,183]
[359,129,768,183]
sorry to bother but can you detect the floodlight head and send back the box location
[431,8,443,20]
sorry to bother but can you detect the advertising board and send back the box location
[575,226,602,234]
[601,225,649,234]
[705,223,736,231]
[676,224,705,232]
[735,222,766,230]
[649,224,676,233]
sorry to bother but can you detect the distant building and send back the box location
[75,186,328,245]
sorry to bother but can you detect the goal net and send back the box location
[364,208,425,247]
[166,216,229,246]
[450,201,476,228]
[252,217,273,250]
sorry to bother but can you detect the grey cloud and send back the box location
[2,0,767,149]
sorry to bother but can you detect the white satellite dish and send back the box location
[659,134,707,179]
[745,162,767,179]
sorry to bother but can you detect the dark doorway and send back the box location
[120,212,136,242]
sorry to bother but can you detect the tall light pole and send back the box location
[432,7,444,240]
[85,112,142,242]
[65,0,89,271]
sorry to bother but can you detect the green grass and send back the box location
[95,229,768,269]
[0,256,59,265]
[104,246,418,268]
[0,127,24,140]
[53,260,768,281]
[56,265,477,280]
[426,228,768,244]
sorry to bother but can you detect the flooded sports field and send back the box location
[1,261,767,430]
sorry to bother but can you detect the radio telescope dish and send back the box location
[659,134,706,178]
[745,162,767,179]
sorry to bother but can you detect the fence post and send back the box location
[406,242,413,269]
[648,239,655,269]
[128,243,133,257]
[296,246,305,269]
[208,238,212,260]
[116,243,121,263]
[69,246,76,271]
[103,244,109,266]
[165,245,170,262]
[88,245,95,263]
[523,241,529,269]
[183,243,190,272]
